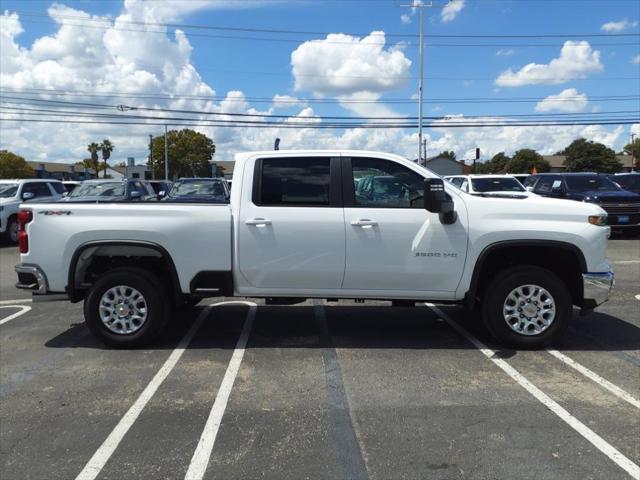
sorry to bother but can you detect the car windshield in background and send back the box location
[565,176,620,192]
[170,181,226,197]
[471,177,525,192]
[0,183,19,198]
[614,175,640,191]
[69,182,125,198]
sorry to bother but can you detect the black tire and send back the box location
[481,265,572,349]
[84,267,170,348]
[4,216,18,244]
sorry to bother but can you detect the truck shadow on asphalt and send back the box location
[43,305,640,357]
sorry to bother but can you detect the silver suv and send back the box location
[0,179,65,243]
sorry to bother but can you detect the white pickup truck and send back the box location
[15,150,614,349]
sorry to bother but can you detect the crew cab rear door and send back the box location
[237,156,345,289]
[342,156,468,294]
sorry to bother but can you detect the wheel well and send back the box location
[68,243,182,304]
[469,244,585,307]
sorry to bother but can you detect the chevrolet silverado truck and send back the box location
[15,150,614,348]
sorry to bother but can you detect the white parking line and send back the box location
[75,305,214,480]
[0,305,32,325]
[184,301,257,480]
[611,261,640,265]
[0,298,32,305]
[425,303,640,479]
[547,349,640,409]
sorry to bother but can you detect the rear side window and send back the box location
[22,182,52,198]
[256,158,331,206]
[48,182,65,194]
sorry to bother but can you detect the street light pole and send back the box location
[164,124,169,181]
[418,4,425,165]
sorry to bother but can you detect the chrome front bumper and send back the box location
[582,271,614,308]
[15,264,49,295]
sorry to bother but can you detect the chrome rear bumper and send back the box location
[15,264,48,294]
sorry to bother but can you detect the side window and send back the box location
[351,158,424,208]
[460,179,469,192]
[22,182,52,198]
[48,182,65,195]
[257,157,331,206]
[534,176,557,193]
[450,178,462,187]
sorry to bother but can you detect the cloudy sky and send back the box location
[0,0,639,164]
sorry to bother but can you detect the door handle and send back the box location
[350,219,378,227]
[245,218,272,227]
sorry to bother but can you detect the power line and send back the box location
[13,10,640,39]
[12,18,639,47]
[2,91,638,105]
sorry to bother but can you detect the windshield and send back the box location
[69,182,125,198]
[471,177,525,192]
[565,176,621,192]
[169,180,226,197]
[0,183,19,198]
[613,175,640,191]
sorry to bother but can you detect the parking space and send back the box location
[1,239,639,480]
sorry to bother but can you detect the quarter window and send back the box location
[257,158,331,206]
[351,158,425,208]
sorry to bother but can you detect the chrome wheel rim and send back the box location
[503,284,556,336]
[99,285,148,335]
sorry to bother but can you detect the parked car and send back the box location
[509,174,531,186]
[162,178,230,203]
[445,174,532,197]
[16,150,613,350]
[610,172,640,194]
[62,181,81,195]
[0,179,65,243]
[62,179,157,203]
[528,173,640,230]
[147,180,173,199]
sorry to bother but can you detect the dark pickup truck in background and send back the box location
[528,172,640,231]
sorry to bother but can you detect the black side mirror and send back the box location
[424,178,456,224]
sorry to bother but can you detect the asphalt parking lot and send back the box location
[1,238,638,480]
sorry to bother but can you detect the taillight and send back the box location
[17,210,33,254]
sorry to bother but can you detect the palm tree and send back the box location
[100,139,114,178]
[87,142,100,178]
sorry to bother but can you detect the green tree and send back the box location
[623,138,640,169]
[0,150,34,179]
[506,149,550,173]
[87,142,100,177]
[562,138,622,173]
[438,150,456,161]
[148,129,215,179]
[472,152,511,173]
[100,139,115,178]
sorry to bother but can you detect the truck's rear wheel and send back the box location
[481,266,572,349]
[84,267,169,347]
[4,216,18,244]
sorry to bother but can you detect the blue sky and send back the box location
[0,0,639,163]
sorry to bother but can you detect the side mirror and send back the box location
[157,190,166,199]
[130,190,142,200]
[22,192,35,201]
[424,178,456,224]
[525,186,534,192]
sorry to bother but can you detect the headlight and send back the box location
[588,215,607,226]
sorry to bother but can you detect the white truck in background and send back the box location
[15,150,614,348]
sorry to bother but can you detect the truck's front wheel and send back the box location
[84,267,169,348]
[481,266,572,349]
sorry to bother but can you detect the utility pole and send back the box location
[422,139,427,165]
[149,134,154,180]
[400,1,434,164]
[164,125,169,181]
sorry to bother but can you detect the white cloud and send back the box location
[632,55,640,64]
[495,41,603,87]
[441,0,465,23]
[535,88,588,113]
[601,19,639,32]
[496,49,515,57]
[400,14,412,24]
[290,31,411,96]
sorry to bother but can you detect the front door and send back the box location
[238,156,345,290]
[342,157,468,294]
